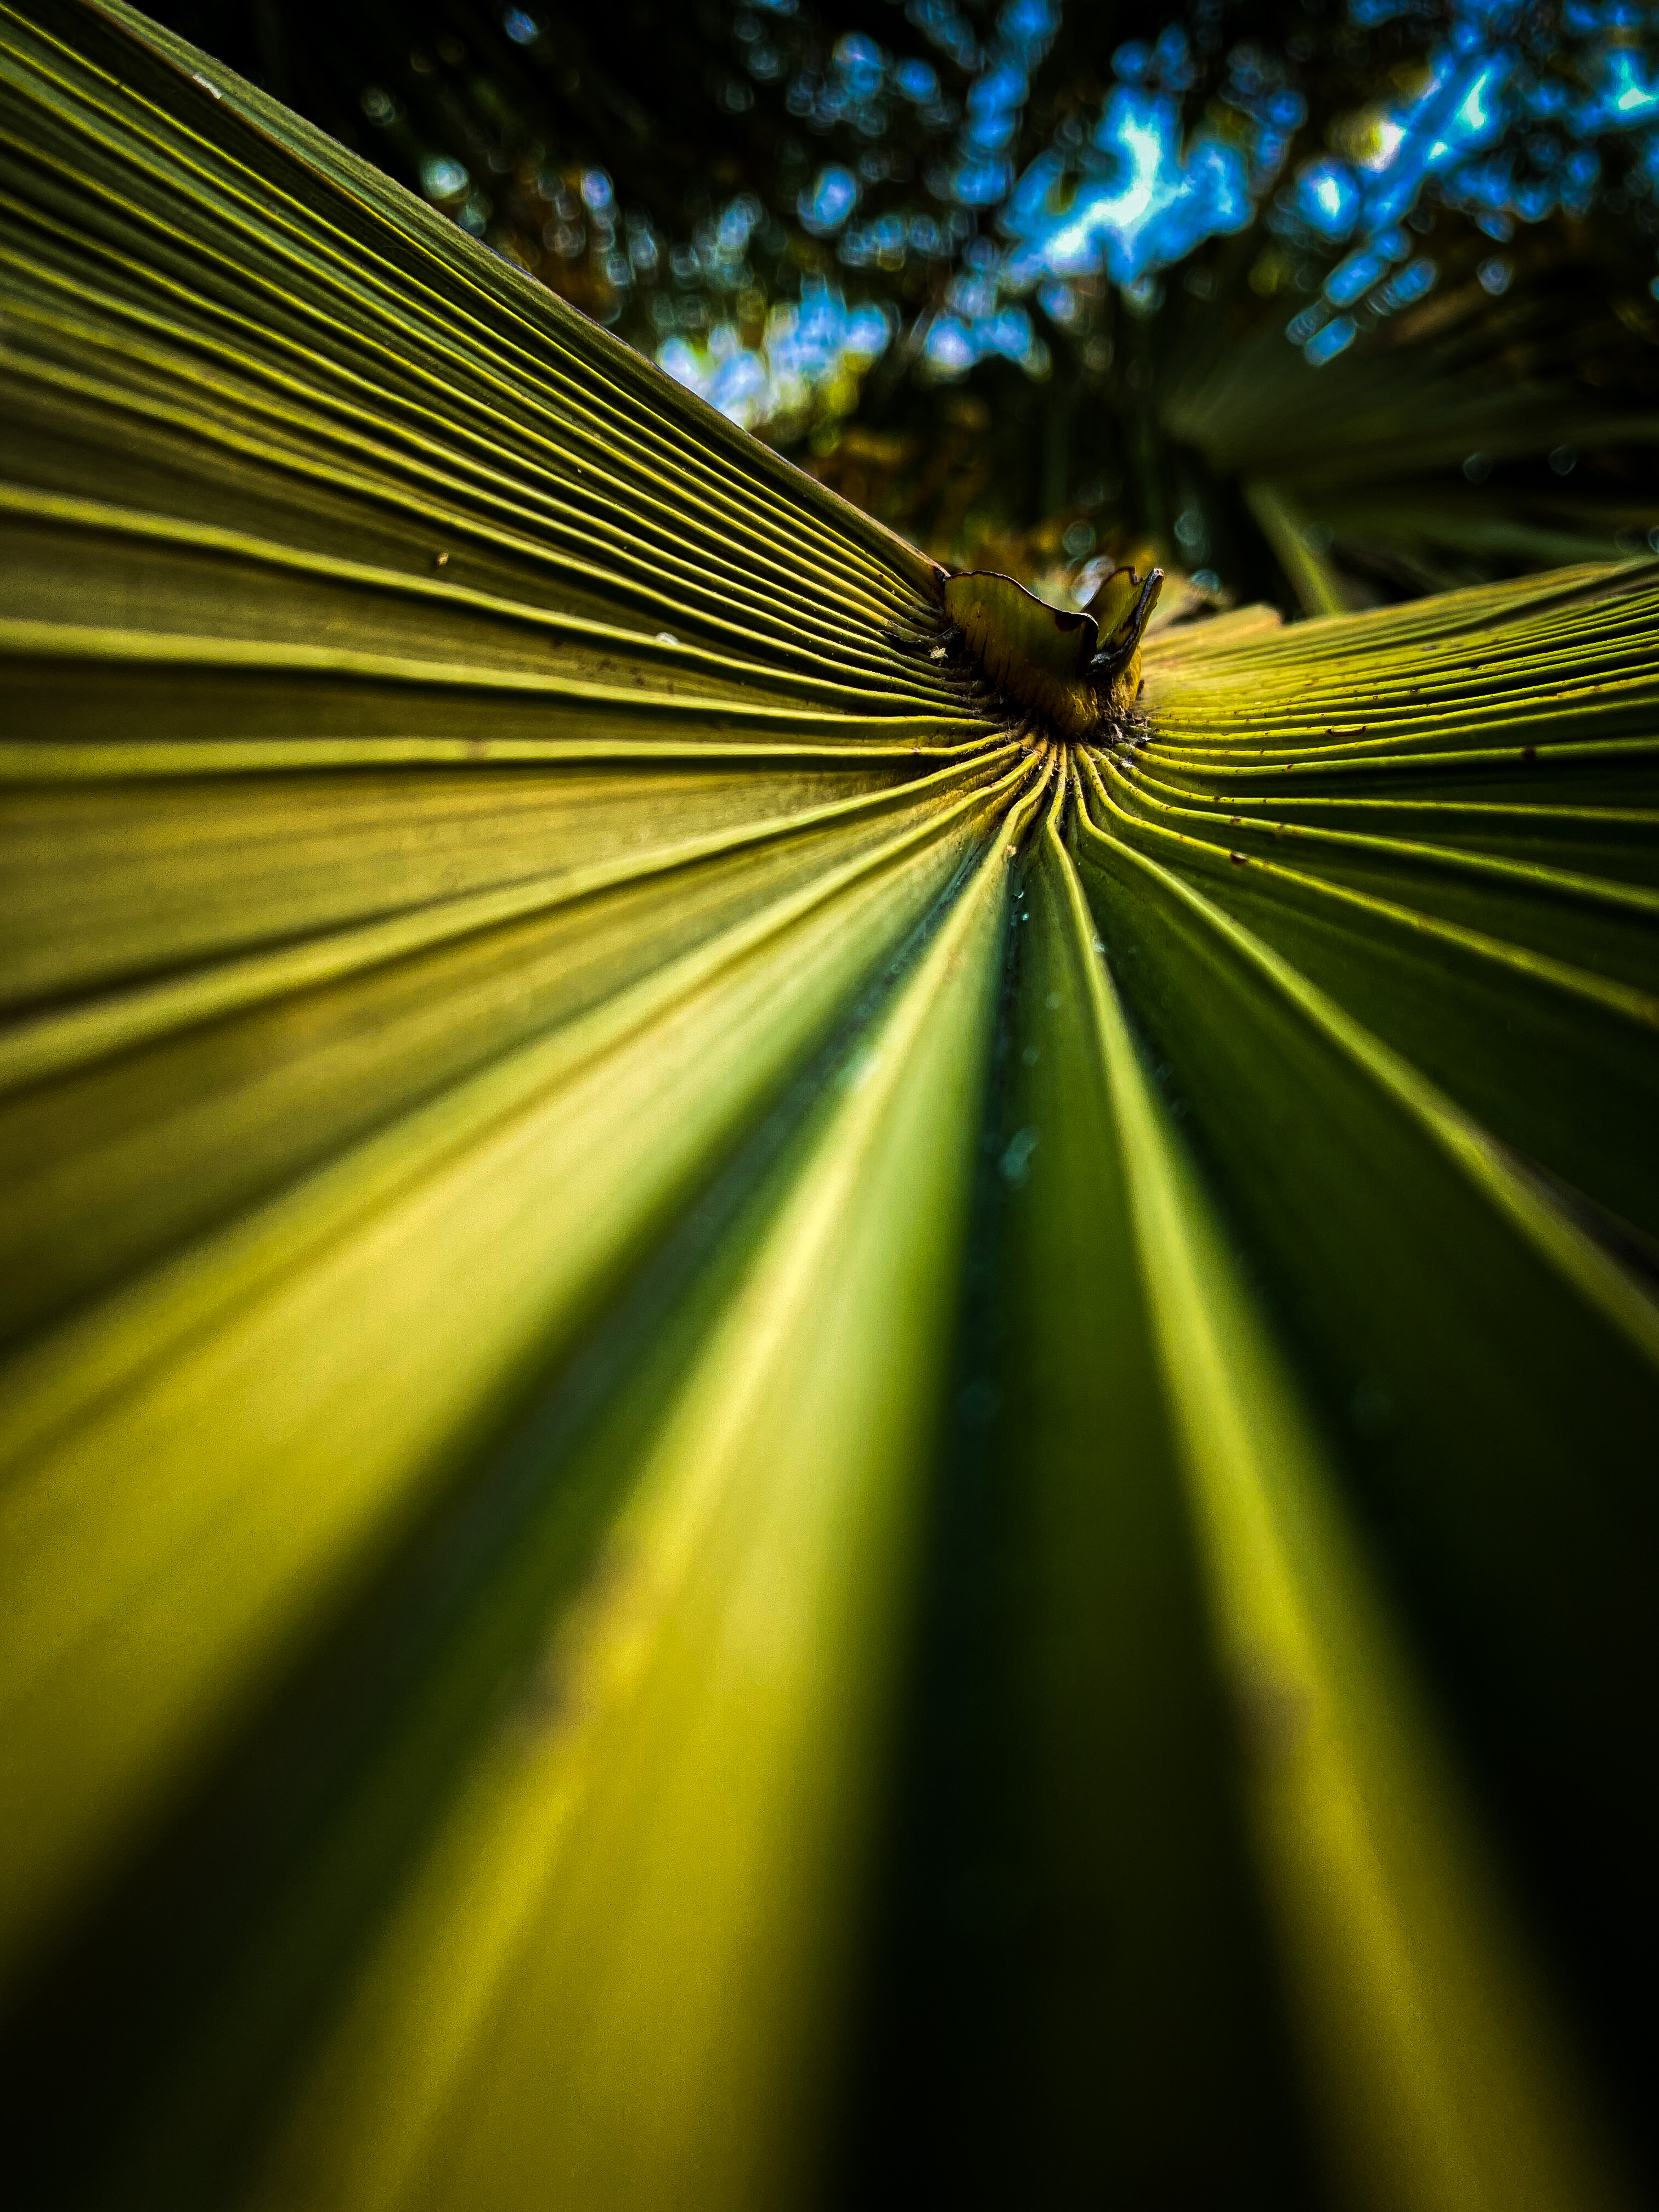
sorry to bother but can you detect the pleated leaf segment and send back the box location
[1,5,1656,2209]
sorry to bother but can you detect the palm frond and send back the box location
[2,5,1656,2207]
[1161,264,1659,606]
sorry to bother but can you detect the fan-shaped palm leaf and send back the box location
[1,5,1656,2208]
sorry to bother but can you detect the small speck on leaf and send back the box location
[1000,1127,1038,1185]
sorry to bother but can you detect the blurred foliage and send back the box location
[155,0,1659,607]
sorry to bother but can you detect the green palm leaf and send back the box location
[2,5,1656,2207]
[1161,277,1659,603]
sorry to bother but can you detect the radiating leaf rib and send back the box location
[0,488,956,709]
[1070,776,1659,2177]
[229,766,1048,2212]
[1074,748,1659,1356]
[0,358,907,667]
[1094,748,1659,1019]
[0,760,1036,1983]
[0,9,935,636]
[1112,757,1659,991]
[1046,783,1633,2212]
[1084,735,1659,1237]
[0,748,1021,1084]
[882,778,1317,2199]
[0,740,1029,1456]
[1120,754,1659,872]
